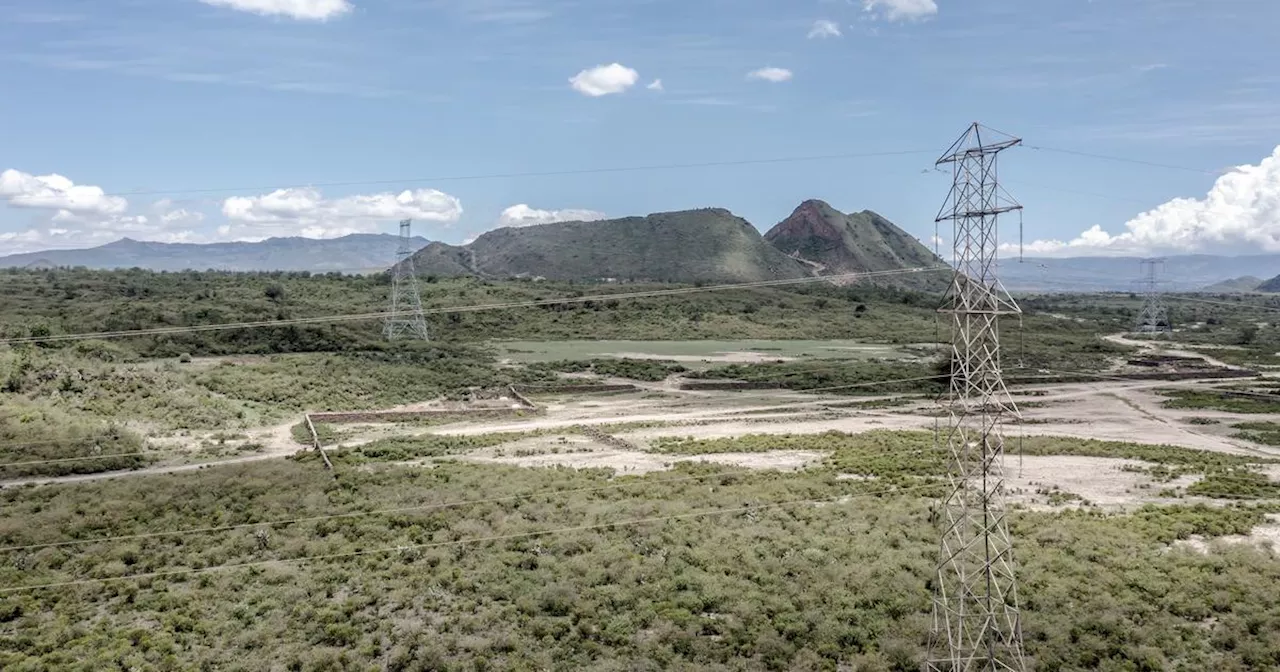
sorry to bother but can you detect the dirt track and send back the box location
[8,366,1280,497]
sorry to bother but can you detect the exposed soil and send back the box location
[1005,455,1192,511]
[12,371,1280,502]
[608,351,796,364]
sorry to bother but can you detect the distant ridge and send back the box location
[0,234,426,273]
[1202,276,1265,293]
[998,256,1280,293]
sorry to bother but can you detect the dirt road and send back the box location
[8,372,1279,490]
[1104,332,1242,370]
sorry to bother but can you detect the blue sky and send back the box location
[2,0,1279,258]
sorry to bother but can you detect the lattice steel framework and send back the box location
[384,219,430,341]
[926,123,1028,672]
[1134,258,1171,335]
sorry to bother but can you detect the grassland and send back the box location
[0,268,1120,478]
[1,435,1279,670]
[4,268,1280,669]
[1158,389,1280,414]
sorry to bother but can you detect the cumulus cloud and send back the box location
[1017,145,1280,256]
[161,208,205,225]
[569,63,640,97]
[219,186,462,240]
[747,67,793,83]
[0,169,127,216]
[808,19,842,38]
[497,204,607,228]
[863,0,938,21]
[0,169,181,252]
[199,0,352,20]
[647,78,664,91]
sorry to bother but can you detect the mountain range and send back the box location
[997,255,1280,293]
[0,234,425,273]
[6,203,1280,293]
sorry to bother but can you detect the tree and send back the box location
[264,284,286,303]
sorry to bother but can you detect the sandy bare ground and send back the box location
[609,351,795,364]
[10,371,1280,494]
[1005,455,1193,510]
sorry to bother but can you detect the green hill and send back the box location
[1203,276,1265,293]
[1255,275,1280,293]
[763,199,945,289]
[410,208,812,284]
[405,202,947,287]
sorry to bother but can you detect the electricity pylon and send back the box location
[926,123,1028,672]
[384,219,430,341]
[1134,258,1171,335]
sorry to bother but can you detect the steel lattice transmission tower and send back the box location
[926,123,1028,672]
[384,219,430,341]
[1134,258,1171,335]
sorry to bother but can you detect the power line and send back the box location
[1024,145,1222,176]
[82,144,1220,201]
[102,149,939,198]
[0,267,949,346]
[1167,295,1280,312]
[0,484,934,594]
[0,450,174,469]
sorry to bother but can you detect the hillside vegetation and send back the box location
[411,208,811,283]
[407,202,946,287]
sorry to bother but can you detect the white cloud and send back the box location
[863,0,938,21]
[161,208,205,225]
[497,204,607,228]
[1017,145,1280,256]
[647,78,664,91]
[0,169,127,216]
[747,67,793,83]
[220,186,462,240]
[198,0,352,20]
[569,63,640,97]
[808,19,842,38]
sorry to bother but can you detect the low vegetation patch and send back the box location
[0,402,152,479]
[531,358,687,382]
[0,458,1279,669]
[688,360,944,395]
[1158,388,1280,414]
[1232,421,1280,446]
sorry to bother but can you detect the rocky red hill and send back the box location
[764,199,945,289]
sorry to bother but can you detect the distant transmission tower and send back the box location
[384,219,430,341]
[1134,258,1171,335]
[926,123,1028,672]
